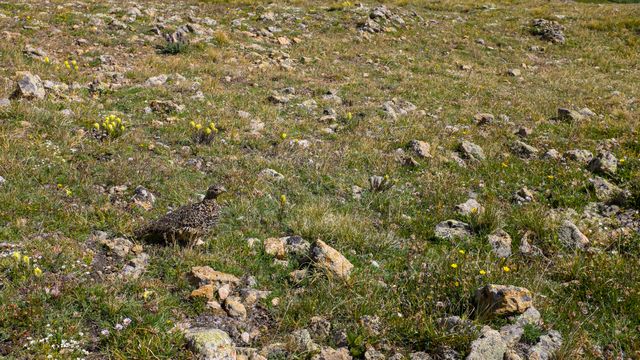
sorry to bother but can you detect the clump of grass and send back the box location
[522,324,545,345]
[160,41,189,55]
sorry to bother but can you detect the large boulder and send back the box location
[466,326,507,360]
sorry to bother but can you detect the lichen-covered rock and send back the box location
[310,240,354,280]
[13,71,45,99]
[434,220,472,240]
[475,284,533,317]
[466,326,507,360]
[588,151,618,175]
[184,327,236,360]
[487,229,512,258]
[312,347,352,360]
[455,199,483,216]
[557,220,589,250]
[189,266,240,287]
[459,141,486,161]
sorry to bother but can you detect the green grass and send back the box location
[1,0,640,359]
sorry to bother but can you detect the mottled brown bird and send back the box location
[135,185,226,244]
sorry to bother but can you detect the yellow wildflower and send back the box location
[502,266,510,272]
[34,267,43,277]
[280,194,287,205]
[479,270,486,275]
[22,255,30,265]
[12,251,21,262]
[450,263,458,269]
[458,249,465,255]
[280,132,287,140]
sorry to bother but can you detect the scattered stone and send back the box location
[409,140,432,158]
[382,98,416,119]
[513,187,535,203]
[290,269,308,282]
[556,108,583,122]
[542,149,560,160]
[369,175,391,192]
[131,185,156,210]
[459,141,486,161]
[191,284,216,300]
[184,327,237,360]
[224,298,247,319]
[259,168,285,181]
[466,326,507,360]
[487,229,512,258]
[312,347,352,360]
[99,237,132,258]
[563,149,593,164]
[310,240,354,280]
[557,220,589,250]
[121,252,149,279]
[588,151,617,175]
[149,99,183,113]
[507,68,521,77]
[527,330,563,360]
[23,44,48,60]
[455,198,483,216]
[409,352,432,360]
[531,19,566,44]
[434,220,473,240]
[289,329,320,353]
[12,71,45,99]
[514,127,532,138]
[189,266,240,287]
[475,284,533,317]
[589,176,627,204]
[511,140,539,159]
[519,232,543,257]
[144,74,168,87]
[474,113,494,126]
[218,284,231,300]
[264,237,286,259]
[0,98,10,107]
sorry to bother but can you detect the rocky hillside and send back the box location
[1,0,639,359]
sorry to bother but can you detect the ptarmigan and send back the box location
[135,185,226,244]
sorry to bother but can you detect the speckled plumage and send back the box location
[135,185,225,244]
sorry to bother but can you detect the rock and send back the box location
[289,269,308,282]
[579,108,596,117]
[364,346,385,360]
[513,187,535,203]
[309,316,331,338]
[312,347,352,360]
[556,108,583,122]
[0,176,5,186]
[507,68,521,77]
[121,252,149,279]
[144,74,168,87]
[259,168,285,181]
[515,306,542,327]
[360,315,382,335]
[264,237,286,259]
[557,220,589,250]
[455,198,483,216]
[23,44,48,60]
[474,284,533,317]
[382,98,416,119]
[224,298,247,319]
[289,329,320,353]
[369,175,391,192]
[519,232,543,257]
[514,127,532,138]
[589,176,627,204]
[487,230,512,258]
[511,140,539,159]
[283,236,311,258]
[434,220,473,240]
[409,352,433,360]
[527,330,563,360]
[563,149,593,164]
[99,237,132,258]
[0,98,10,107]
[131,185,155,210]
[459,141,486,161]
[409,140,432,158]
[189,266,240,287]
[206,300,226,316]
[149,100,183,113]
[474,113,495,126]
[191,284,216,300]
[12,71,45,99]
[499,324,524,347]
[542,149,560,160]
[588,151,617,175]
[310,240,354,280]
[218,284,231,300]
[184,327,237,360]
[466,326,507,360]
[531,19,566,44]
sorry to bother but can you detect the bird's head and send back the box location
[205,185,227,200]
